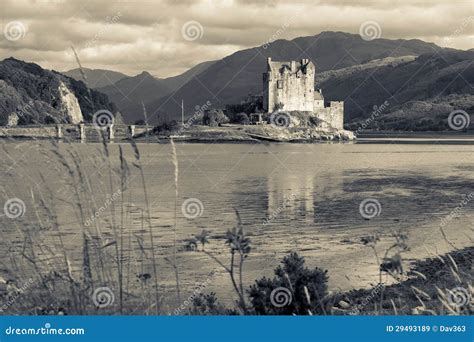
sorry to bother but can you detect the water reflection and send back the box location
[1,142,473,300]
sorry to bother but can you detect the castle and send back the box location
[262,57,344,130]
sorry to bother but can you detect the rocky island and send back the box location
[0,57,354,143]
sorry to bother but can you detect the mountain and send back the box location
[96,71,172,124]
[351,93,473,131]
[318,49,474,128]
[96,60,215,124]
[162,60,216,93]
[3,32,469,130]
[316,56,417,84]
[63,68,128,88]
[0,57,117,126]
[144,31,440,123]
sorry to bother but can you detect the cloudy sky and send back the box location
[1,0,473,78]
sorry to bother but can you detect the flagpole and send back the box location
[181,99,184,126]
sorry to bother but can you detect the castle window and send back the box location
[277,80,283,89]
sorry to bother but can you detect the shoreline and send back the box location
[1,125,474,144]
[196,211,474,309]
[3,136,474,145]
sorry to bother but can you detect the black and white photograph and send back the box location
[0,0,472,340]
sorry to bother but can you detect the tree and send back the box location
[202,109,229,127]
[235,112,250,125]
[225,94,263,119]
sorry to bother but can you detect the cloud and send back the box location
[1,0,472,77]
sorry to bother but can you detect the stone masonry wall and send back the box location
[264,59,315,113]
[315,102,344,130]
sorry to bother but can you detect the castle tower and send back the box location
[262,57,315,113]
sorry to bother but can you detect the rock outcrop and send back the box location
[58,81,83,124]
[0,57,117,126]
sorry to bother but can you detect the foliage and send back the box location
[190,293,230,315]
[248,252,329,315]
[152,120,179,133]
[233,112,250,125]
[202,109,229,127]
[225,226,251,255]
[195,230,210,251]
[200,212,251,313]
[0,57,117,125]
[225,94,263,120]
[184,238,198,251]
[273,102,284,112]
[65,76,117,122]
[340,247,473,315]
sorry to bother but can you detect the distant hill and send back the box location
[96,71,172,124]
[348,94,473,131]
[144,31,440,124]
[162,60,216,93]
[63,68,128,88]
[96,60,215,124]
[318,49,474,128]
[316,56,417,84]
[0,58,117,126]
[2,32,471,130]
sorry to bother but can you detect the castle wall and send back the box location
[263,59,315,113]
[262,58,344,130]
[314,101,344,130]
[314,100,324,109]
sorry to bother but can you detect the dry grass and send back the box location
[332,247,473,315]
[0,132,169,315]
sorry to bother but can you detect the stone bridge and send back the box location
[0,124,153,142]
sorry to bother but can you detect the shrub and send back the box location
[273,102,284,112]
[153,120,179,133]
[225,95,263,118]
[190,293,230,315]
[248,252,329,315]
[235,112,250,125]
[202,109,229,127]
